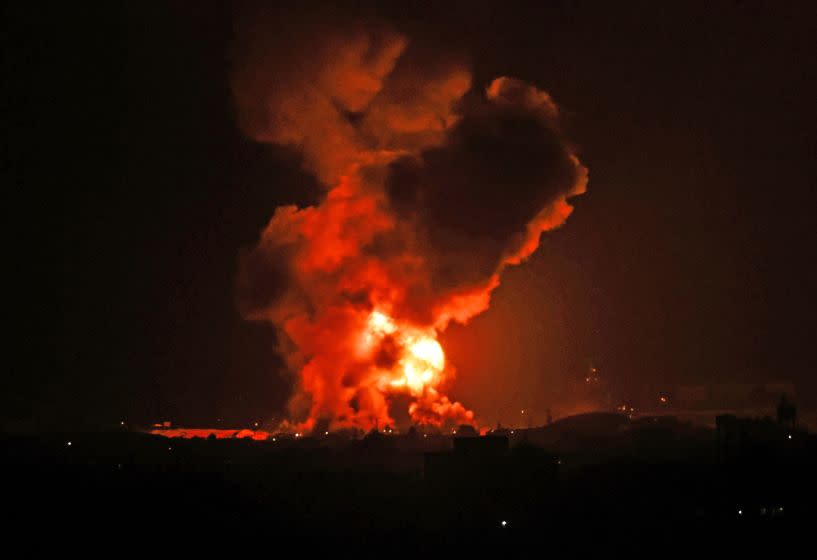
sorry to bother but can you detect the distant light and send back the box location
[272,437,277,442]
[521,410,525,414]
[120,421,125,426]
[787,434,792,440]
[738,509,743,515]
[168,447,172,451]
[66,441,72,447]
[254,422,259,428]
[510,430,514,434]
[453,430,457,434]
[501,520,507,527]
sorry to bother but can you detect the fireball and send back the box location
[362,310,448,399]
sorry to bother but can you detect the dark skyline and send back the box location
[12,1,815,429]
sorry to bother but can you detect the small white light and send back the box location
[325,431,329,435]
[120,421,125,426]
[738,509,742,515]
[272,437,277,442]
[787,434,792,440]
[66,441,72,447]
[501,520,507,527]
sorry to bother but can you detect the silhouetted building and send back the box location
[776,396,797,429]
[425,435,558,490]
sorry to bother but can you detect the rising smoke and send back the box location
[232,7,587,431]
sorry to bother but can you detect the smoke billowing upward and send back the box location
[231,9,587,431]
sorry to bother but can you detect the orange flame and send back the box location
[354,309,472,426]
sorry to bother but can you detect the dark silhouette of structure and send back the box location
[776,395,797,429]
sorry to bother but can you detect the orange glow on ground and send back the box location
[149,428,270,440]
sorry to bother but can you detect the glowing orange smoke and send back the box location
[233,21,586,434]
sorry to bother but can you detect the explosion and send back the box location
[363,311,444,395]
[232,10,587,432]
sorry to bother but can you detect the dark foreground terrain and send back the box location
[4,413,815,549]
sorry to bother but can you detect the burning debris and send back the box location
[232,13,587,432]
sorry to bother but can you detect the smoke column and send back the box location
[232,11,587,431]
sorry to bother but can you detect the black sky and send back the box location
[10,1,815,429]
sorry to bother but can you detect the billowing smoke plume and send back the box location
[232,12,587,432]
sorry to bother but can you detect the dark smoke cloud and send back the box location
[385,78,580,292]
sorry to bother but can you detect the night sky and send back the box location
[11,1,815,430]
